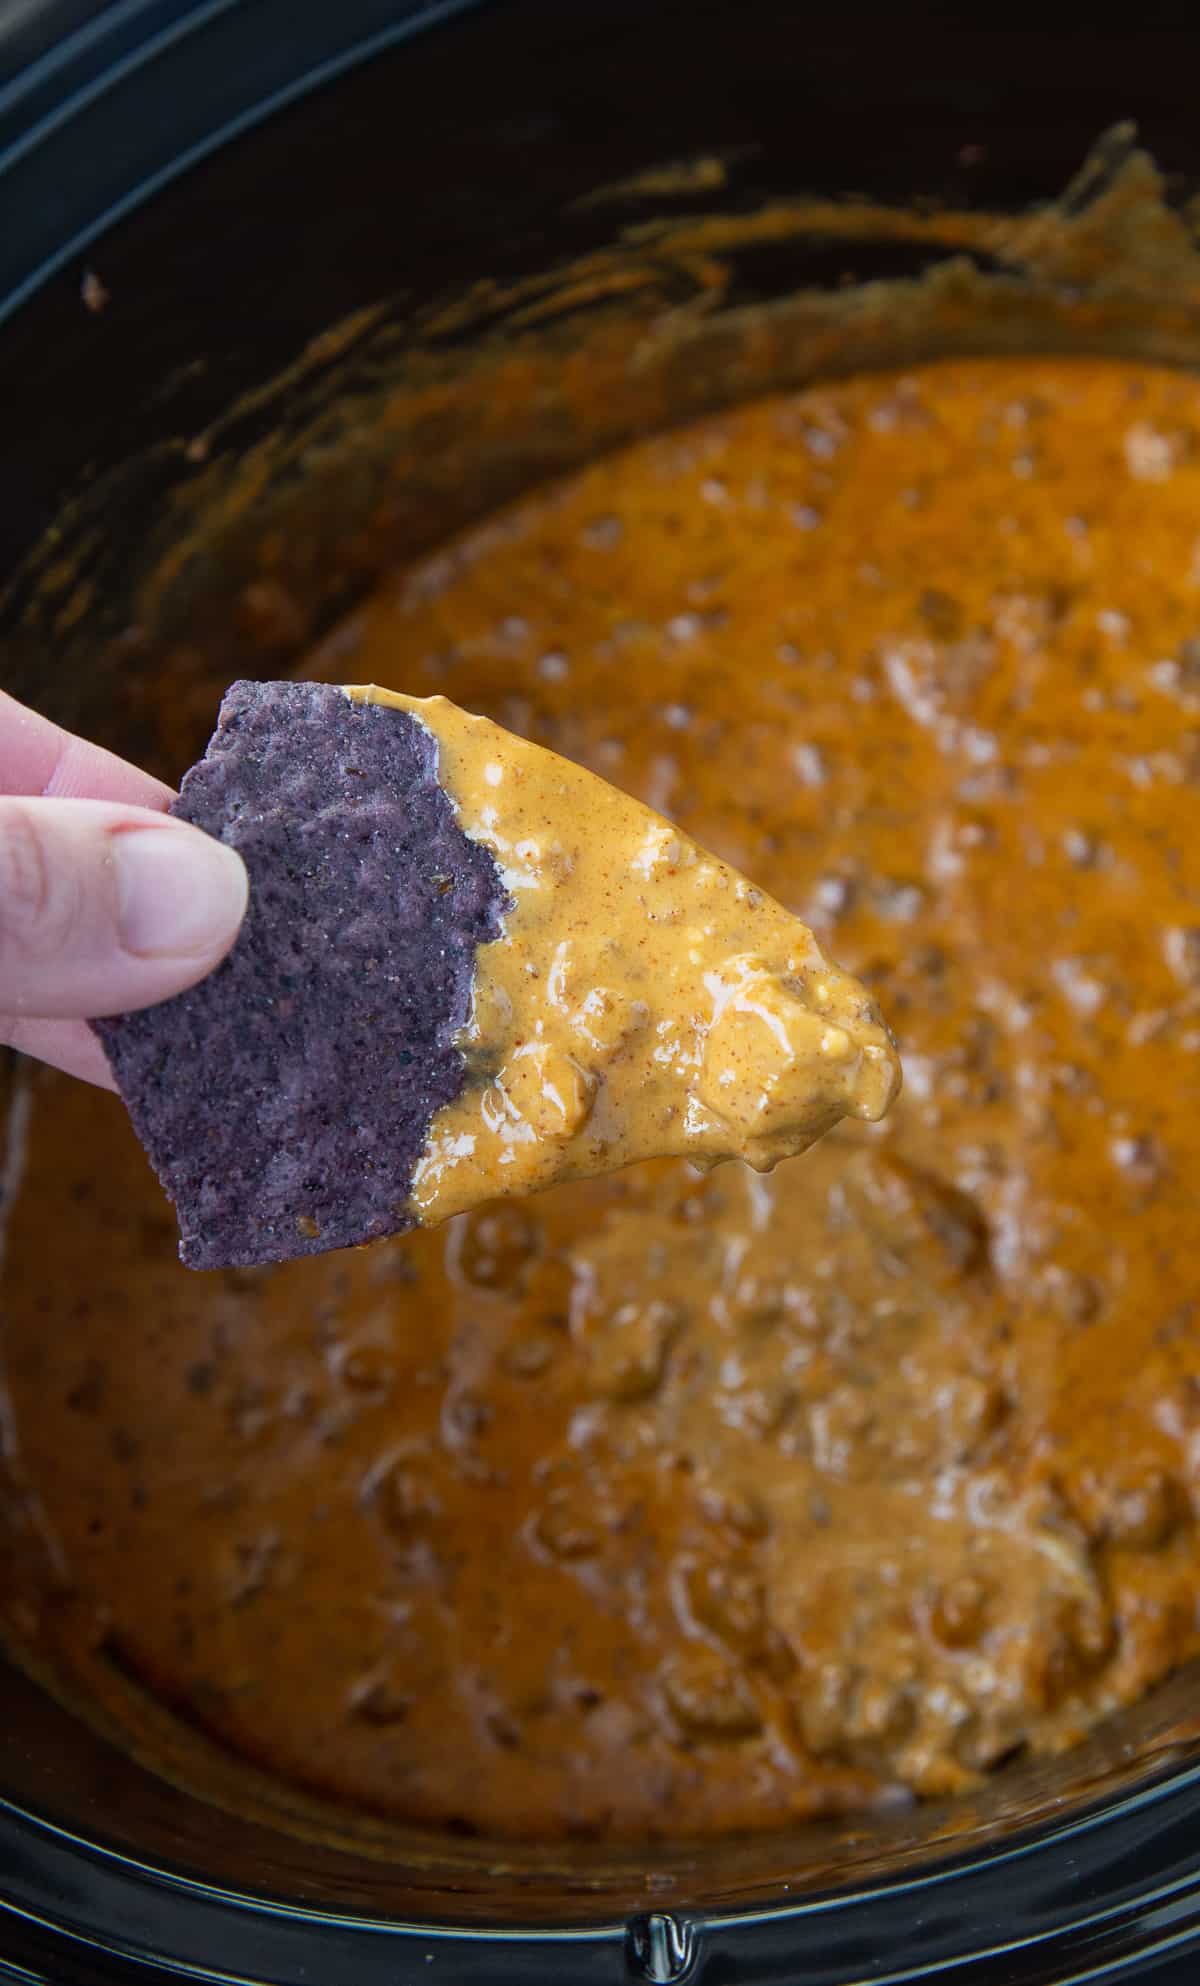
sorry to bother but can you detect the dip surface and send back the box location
[6,357,1200,1838]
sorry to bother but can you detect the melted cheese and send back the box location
[345,684,899,1222]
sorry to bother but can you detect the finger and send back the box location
[0,796,248,1019]
[0,1017,117,1089]
[0,689,173,809]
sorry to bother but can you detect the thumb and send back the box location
[0,796,248,1019]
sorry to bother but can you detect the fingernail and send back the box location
[114,825,249,959]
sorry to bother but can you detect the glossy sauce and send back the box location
[6,357,1200,1838]
[344,686,897,1221]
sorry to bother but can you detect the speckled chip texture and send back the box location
[92,680,508,1269]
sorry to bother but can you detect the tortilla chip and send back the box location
[93,680,507,1268]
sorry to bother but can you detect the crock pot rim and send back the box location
[4,1750,1200,1980]
[0,0,489,329]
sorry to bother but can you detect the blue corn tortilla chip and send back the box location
[92,679,508,1269]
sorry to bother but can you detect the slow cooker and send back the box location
[3,3,1200,1980]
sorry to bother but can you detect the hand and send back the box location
[0,690,248,1089]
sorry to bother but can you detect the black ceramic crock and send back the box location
[3,5,1200,1981]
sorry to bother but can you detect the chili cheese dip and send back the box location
[6,358,1200,1839]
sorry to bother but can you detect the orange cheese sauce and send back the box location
[344,685,896,1221]
[6,357,1200,1839]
